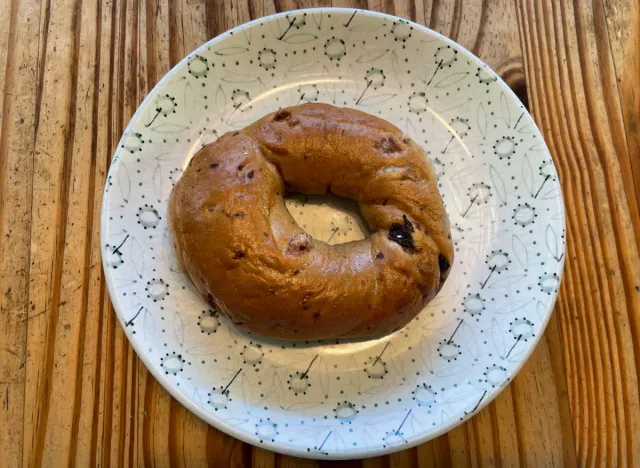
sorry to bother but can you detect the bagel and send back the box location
[168,103,453,340]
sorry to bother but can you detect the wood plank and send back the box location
[389,448,418,468]
[516,0,640,466]
[599,0,640,246]
[21,0,81,464]
[0,0,41,466]
[37,0,101,463]
[416,434,452,468]
[72,0,116,464]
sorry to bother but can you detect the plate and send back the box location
[101,8,565,460]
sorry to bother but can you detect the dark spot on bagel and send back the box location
[233,250,245,259]
[233,131,240,136]
[438,253,451,281]
[233,212,244,219]
[196,168,201,172]
[401,134,411,144]
[273,109,292,122]
[312,312,321,320]
[375,135,402,154]
[438,253,450,272]
[294,269,301,275]
[402,215,415,232]
[247,170,254,179]
[210,163,219,169]
[207,205,215,212]
[287,233,312,255]
[376,252,385,259]
[237,164,244,171]
[206,293,214,303]
[388,216,415,251]
[382,199,388,206]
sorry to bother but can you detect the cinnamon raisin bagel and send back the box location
[168,103,453,340]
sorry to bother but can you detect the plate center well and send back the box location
[285,193,371,245]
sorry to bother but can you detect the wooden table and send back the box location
[0,0,638,466]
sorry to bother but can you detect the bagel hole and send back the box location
[284,193,371,245]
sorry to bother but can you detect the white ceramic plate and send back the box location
[101,8,565,460]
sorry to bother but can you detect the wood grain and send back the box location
[0,0,637,466]
[516,1,640,466]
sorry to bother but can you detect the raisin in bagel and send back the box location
[168,103,453,340]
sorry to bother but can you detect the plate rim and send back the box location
[101,7,566,460]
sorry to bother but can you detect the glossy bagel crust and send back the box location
[168,103,454,340]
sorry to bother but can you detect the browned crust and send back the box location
[168,104,453,340]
